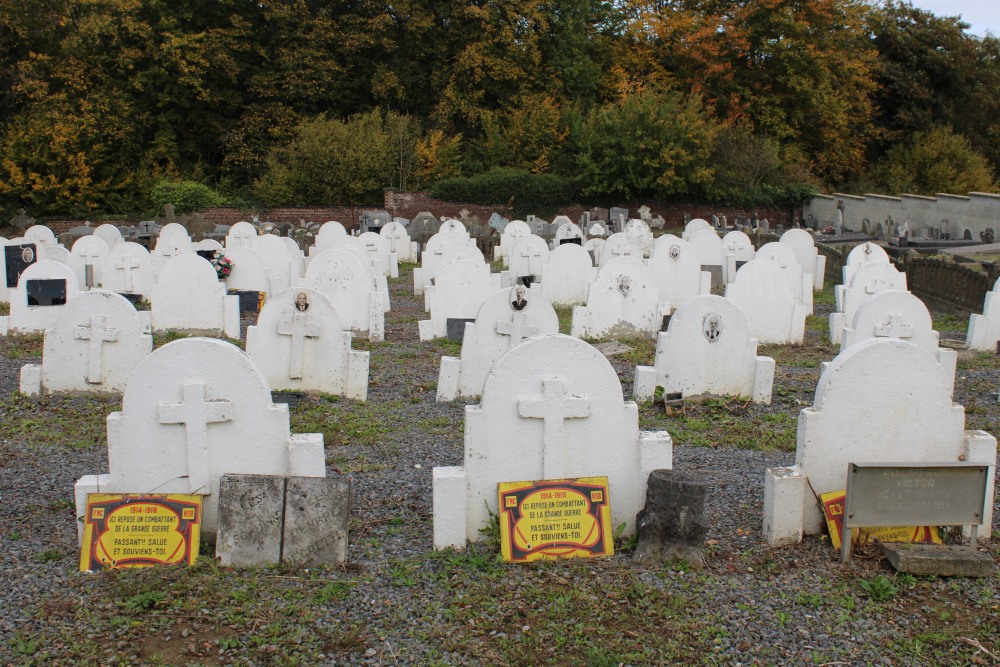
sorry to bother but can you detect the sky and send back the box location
[907,0,999,36]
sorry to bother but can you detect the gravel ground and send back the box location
[1,266,999,666]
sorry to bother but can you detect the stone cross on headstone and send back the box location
[496,313,539,346]
[232,227,254,248]
[115,255,140,292]
[158,382,233,494]
[610,244,631,258]
[74,315,120,384]
[277,312,322,380]
[518,378,591,478]
[520,246,543,276]
[77,245,103,285]
[874,314,913,339]
[385,226,406,255]
[160,241,184,259]
[140,221,154,235]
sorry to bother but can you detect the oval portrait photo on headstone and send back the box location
[669,244,681,259]
[703,313,722,342]
[617,275,631,297]
[510,285,528,311]
[294,291,310,312]
[21,246,34,264]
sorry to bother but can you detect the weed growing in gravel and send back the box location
[616,336,657,366]
[958,351,1000,371]
[932,312,969,334]
[553,305,573,334]
[859,574,898,602]
[32,548,62,563]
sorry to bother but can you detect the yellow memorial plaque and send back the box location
[498,477,613,563]
[80,494,202,572]
[820,490,941,549]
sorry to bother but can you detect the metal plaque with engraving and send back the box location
[842,462,990,563]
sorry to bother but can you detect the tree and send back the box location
[573,88,720,199]
[254,111,398,206]
[869,125,997,195]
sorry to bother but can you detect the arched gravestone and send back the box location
[3,260,81,335]
[69,235,111,290]
[725,259,807,344]
[763,338,996,547]
[633,294,774,403]
[413,230,473,295]
[829,262,907,344]
[598,232,641,267]
[151,254,240,339]
[102,242,154,300]
[432,334,673,548]
[648,235,711,311]
[437,286,560,401]
[841,241,889,287]
[419,260,499,341]
[94,223,123,250]
[968,276,1000,352]
[19,290,152,395]
[721,230,755,282]
[494,220,532,265]
[624,219,654,257]
[226,220,259,250]
[686,228,726,286]
[302,249,385,341]
[380,221,417,263]
[753,241,813,314]
[222,246,271,297]
[780,228,826,290]
[538,243,595,307]
[73,337,326,540]
[571,256,666,339]
[505,235,550,287]
[246,287,369,399]
[682,218,714,242]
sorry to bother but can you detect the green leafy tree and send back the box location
[254,111,398,206]
[869,125,997,195]
[573,89,720,199]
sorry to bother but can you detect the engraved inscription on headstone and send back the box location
[5,243,37,288]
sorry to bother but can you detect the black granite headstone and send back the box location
[227,289,264,314]
[445,318,476,342]
[26,278,67,306]
[5,243,37,288]
[196,249,216,261]
[119,293,144,305]
[559,237,583,246]
[661,314,672,332]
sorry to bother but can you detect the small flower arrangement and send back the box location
[210,250,234,279]
[822,225,835,235]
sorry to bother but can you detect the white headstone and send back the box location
[152,227,193,273]
[829,263,907,344]
[571,256,666,339]
[432,334,673,548]
[724,259,807,344]
[3,260,81,334]
[721,230,756,284]
[763,339,996,546]
[380,221,418,263]
[358,231,399,279]
[151,254,240,338]
[599,233,641,267]
[538,243,596,307]
[583,238,606,265]
[754,241,814,314]
[682,218,714,241]
[780,228,826,290]
[193,239,224,254]
[301,249,385,341]
[633,295,775,403]
[841,241,889,287]
[495,220,531,264]
[19,290,152,395]
[223,246,271,296]
[419,260,499,341]
[254,233,296,293]
[226,221,258,250]
[687,228,725,285]
[647,236,711,311]
[505,235,550,286]
[93,223,123,250]
[101,242,154,299]
[246,287,369,399]
[437,286,560,401]
[968,276,1000,352]
[69,235,110,290]
[624,219,653,257]
[24,225,58,252]
[73,337,326,539]
[413,230,473,295]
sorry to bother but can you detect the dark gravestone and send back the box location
[446,318,475,342]
[271,391,305,408]
[282,477,351,565]
[5,243,37,288]
[661,314,672,332]
[633,469,709,568]
[26,279,67,306]
[559,237,583,246]
[227,289,264,314]
[196,249,216,262]
[119,293,144,306]
[735,260,748,272]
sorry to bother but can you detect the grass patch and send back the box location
[0,391,119,449]
[0,332,44,358]
[553,305,574,334]
[616,336,657,366]
[932,311,969,334]
[290,394,407,450]
[641,397,798,451]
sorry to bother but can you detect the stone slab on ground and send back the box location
[216,474,285,567]
[283,476,351,566]
[880,543,996,577]
[593,341,632,357]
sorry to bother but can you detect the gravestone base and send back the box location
[18,364,41,396]
[633,469,709,569]
[880,543,995,577]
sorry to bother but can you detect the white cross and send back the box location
[385,227,406,255]
[74,315,119,384]
[496,313,539,346]
[610,243,632,257]
[77,245,103,287]
[277,312,322,379]
[115,254,140,292]
[232,228,255,247]
[874,314,913,339]
[159,241,182,259]
[518,378,591,478]
[158,381,232,494]
[520,245,543,276]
